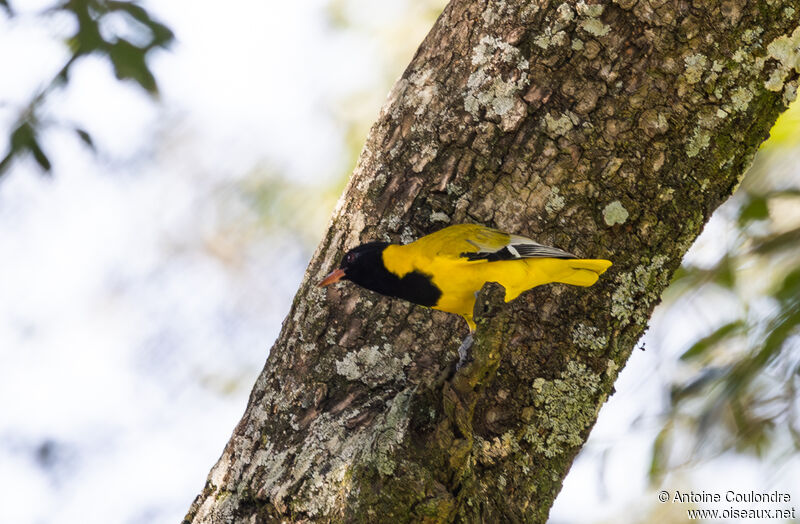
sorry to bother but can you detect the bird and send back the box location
[319,223,612,332]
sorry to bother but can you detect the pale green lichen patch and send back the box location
[696,108,719,129]
[253,446,291,504]
[412,142,439,173]
[262,385,417,515]
[730,86,754,112]
[602,200,629,226]
[545,186,566,213]
[766,69,788,91]
[524,361,603,457]
[574,0,608,37]
[784,81,798,105]
[742,27,763,45]
[260,413,346,515]
[400,226,416,244]
[543,112,574,136]
[611,255,669,327]
[712,25,798,117]
[571,323,608,352]
[576,1,604,18]
[481,0,521,26]
[475,431,520,465]
[765,26,800,96]
[347,210,367,247]
[464,35,530,128]
[572,0,611,36]
[772,27,792,53]
[556,2,574,23]
[430,211,451,223]
[406,68,438,115]
[534,27,569,49]
[371,388,414,476]
[606,359,619,380]
[686,127,711,158]
[683,53,708,84]
[579,18,610,37]
[384,213,403,232]
[335,344,411,387]
[280,412,367,515]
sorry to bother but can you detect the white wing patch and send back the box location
[460,234,577,261]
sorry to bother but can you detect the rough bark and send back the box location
[186,1,800,522]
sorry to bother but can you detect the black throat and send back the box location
[345,244,441,308]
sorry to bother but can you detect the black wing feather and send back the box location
[461,244,576,261]
[513,244,577,259]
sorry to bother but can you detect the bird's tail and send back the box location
[556,259,612,287]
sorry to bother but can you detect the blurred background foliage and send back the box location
[0,0,173,175]
[650,103,800,480]
[1,1,798,523]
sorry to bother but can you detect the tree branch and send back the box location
[185,1,800,521]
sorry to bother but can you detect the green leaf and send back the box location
[730,398,774,457]
[752,227,800,255]
[108,39,158,94]
[713,256,736,289]
[107,1,175,48]
[3,121,52,174]
[147,20,175,48]
[107,1,152,21]
[0,152,14,176]
[74,128,95,150]
[762,309,800,359]
[29,138,52,172]
[10,121,35,151]
[649,423,672,482]
[669,265,688,282]
[680,320,745,361]
[738,196,769,226]
[769,188,800,198]
[671,366,729,402]
[63,3,104,57]
[774,267,800,306]
[722,310,800,399]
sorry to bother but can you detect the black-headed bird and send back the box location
[319,224,611,332]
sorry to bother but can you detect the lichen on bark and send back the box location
[185,1,800,522]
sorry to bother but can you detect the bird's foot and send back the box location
[456,333,474,371]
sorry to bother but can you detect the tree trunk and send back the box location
[185,1,800,522]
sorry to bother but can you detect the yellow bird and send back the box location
[319,224,612,331]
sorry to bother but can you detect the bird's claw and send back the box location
[456,333,474,370]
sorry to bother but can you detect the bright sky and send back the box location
[0,2,371,521]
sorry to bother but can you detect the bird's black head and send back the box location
[319,241,391,291]
[319,240,441,307]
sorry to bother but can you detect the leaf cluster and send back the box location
[0,0,173,177]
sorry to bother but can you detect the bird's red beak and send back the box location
[318,268,346,287]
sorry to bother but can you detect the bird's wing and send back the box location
[414,224,577,261]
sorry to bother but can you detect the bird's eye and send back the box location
[344,253,355,264]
